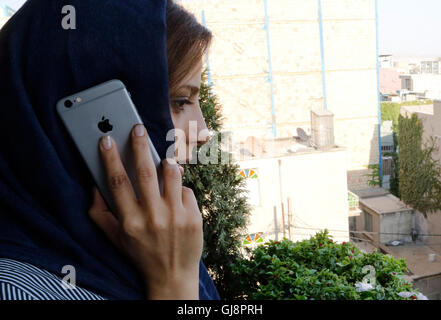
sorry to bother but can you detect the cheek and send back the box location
[170,112,189,138]
[169,110,181,130]
[170,112,190,154]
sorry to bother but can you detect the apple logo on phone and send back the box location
[98,116,113,133]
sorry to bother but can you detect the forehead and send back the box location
[176,61,203,95]
[184,60,202,84]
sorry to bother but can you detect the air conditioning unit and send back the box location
[310,109,335,150]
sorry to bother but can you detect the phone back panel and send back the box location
[56,79,163,213]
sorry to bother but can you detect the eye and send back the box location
[171,98,193,113]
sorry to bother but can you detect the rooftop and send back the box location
[232,136,345,161]
[379,242,441,279]
[401,104,434,116]
[352,188,412,215]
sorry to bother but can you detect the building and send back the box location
[379,54,393,69]
[350,187,441,300]
[178,0,380,245]
[421,59,441,74]
[393,59,420,74]
[379,68,402,96]
[392,101,441,299]
[351,188,414,245]
[355,98,441,300]
[235,111,350,243]
[379,120,394,189]
[407,74,441,100]
[400,75,413,91]
[179,0,381,193]
[400,101,441,244]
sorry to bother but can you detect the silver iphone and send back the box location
[56,79,164,215]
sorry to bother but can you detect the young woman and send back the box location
[88,0,214,300]
[0,0,219,300]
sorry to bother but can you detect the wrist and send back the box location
[145,275,199,300]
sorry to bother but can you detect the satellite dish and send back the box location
[296,128,309,142]
[239,148,253,157]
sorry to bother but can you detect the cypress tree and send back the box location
[182,70,251,299]
[398,113,441,217]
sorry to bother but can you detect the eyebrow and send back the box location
[176,85,200,97]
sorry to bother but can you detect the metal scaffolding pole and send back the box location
[201,10,213,91]
[263,0,277,138]
[318,0,328,111]
[375,0,383,183]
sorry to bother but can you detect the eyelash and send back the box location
[172,98,193,112]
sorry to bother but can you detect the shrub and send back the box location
[231,230,422,300]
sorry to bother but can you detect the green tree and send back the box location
[398,113,441,217]
[379,101,433,197]
[182,70,251,299]
[364,164,382,187]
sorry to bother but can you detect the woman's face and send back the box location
[169,60,209,163]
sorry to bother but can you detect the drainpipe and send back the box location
[318,0,328,110]
[375,0,383,185]
[263,0,277,138]
[201,10,213,90]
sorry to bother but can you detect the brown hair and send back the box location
[166,0,213,98]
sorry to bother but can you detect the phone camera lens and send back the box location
[64,100,73,108]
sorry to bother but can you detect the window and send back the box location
[364,210,373,232]
[349,216,357,231]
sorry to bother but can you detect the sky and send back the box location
[377,0,441,57]
[2,0,441,58]
[1,0,24,11]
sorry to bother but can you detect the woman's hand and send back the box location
[88,124,203,300]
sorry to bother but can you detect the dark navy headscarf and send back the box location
[0,0,219,300]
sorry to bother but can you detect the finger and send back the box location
[181,186,202,222]
[99,135,138,219]
[178,164,184,177]
[88,187,122,249]
[162,158,183,207]
[90,186,109,213]
[131,124,161,207]
[89,204,122,250]
[181,186,198,211]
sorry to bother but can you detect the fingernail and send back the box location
[101,136,112,150]
[164,158,177,166]
[134,124,145,137]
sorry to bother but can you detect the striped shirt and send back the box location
[0,258,106,300]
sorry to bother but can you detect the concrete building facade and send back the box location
[237,145,350,244]
[408,74,441,100]
[379,68,402,95]
[421,59,441,75]
[179,0,381,192]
